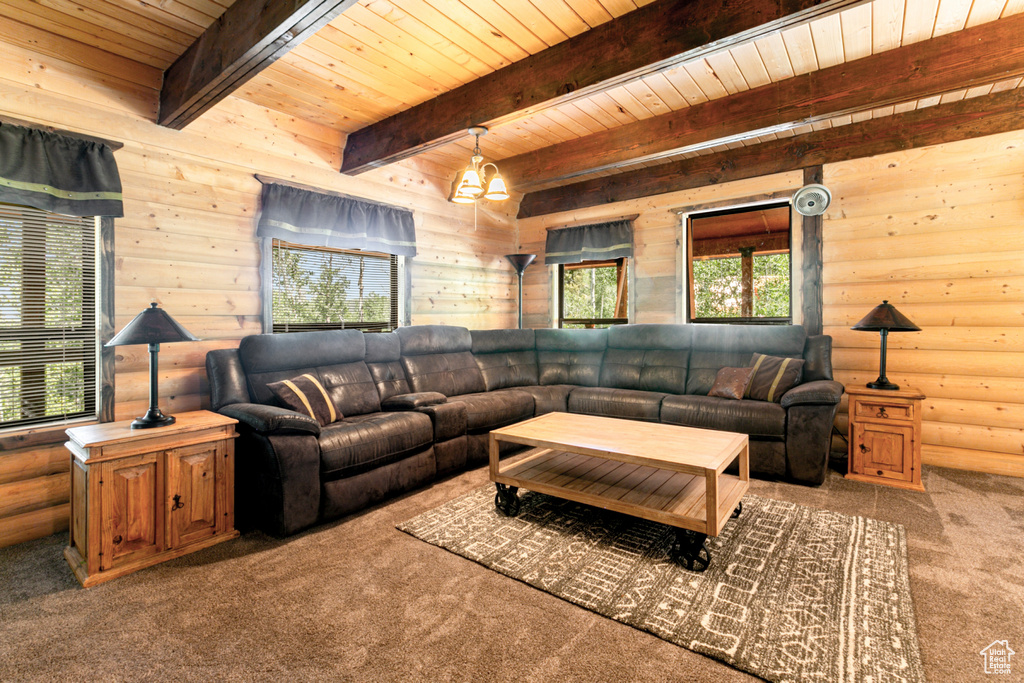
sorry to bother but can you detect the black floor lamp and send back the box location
[106,302,200,428]
[505,254,536,329]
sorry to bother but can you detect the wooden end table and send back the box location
[489,412,749,572]
[846,386,925,491]
[64,410,239,587]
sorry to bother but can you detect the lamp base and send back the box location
[131,408,175,429]
[866,380,900,391]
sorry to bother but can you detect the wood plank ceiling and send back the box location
[3,0,1023,213]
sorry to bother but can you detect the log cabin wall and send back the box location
[0,27,517,547]
[824,130,1024,479]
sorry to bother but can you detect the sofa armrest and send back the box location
[418,401,468,442]
[780,380,844,408]
[219,402,321,436]
[381,392,447,411]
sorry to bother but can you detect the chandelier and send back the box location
[449,126,509,203]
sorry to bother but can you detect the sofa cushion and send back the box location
[449,389,534,432]
[364,333,410,401]
[471,329,539,391]
[686,324,807,395]
[514,384,574,415]
[661,394,786,438]
[568,387,666,422]
[318,362,381,416]
[398,325,486,396]
[535,328,607,386]
[318,411,433,481]
[268,373,338,426]
[745,353,804,403]
[600,324,691,394]
[239,329,366,404]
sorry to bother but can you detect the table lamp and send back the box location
[106,302,199,428]
[851,300,920,391]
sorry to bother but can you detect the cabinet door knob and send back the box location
[171,494,184,511]
[859,443,870,453]
[113,535,122,545]
[876,406,888,418]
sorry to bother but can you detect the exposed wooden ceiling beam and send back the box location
[340,0,867,175]
[517,88,1024,218]
[159,0,360,130]
[503,13,1024,189]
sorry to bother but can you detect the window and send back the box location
[0,203,97,429]
[271,239,399,333]
[558,258,628,328]
[686,203,792,324]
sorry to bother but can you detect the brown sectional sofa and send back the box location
[206,323,843,536]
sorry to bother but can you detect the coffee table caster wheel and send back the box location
[731,501,743,519]
[671,529,710,572]
[494,483,520,517]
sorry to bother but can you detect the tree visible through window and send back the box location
[271,239,398,333]
[0,203,96,429]
[687,203,792,323]
[558,258,628,328]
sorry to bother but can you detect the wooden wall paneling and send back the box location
[824,129,1024,477]
[800,165,824,335]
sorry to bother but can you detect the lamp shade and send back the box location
[456,168,483,197]
[484,174,509,201]
[106,302,200,347]
[505,253,536,274]
[851,300,921,332]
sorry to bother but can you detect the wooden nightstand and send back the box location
[846,386,925,492]
[64,410,239,587]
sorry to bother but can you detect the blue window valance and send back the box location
[256,182,417,257]
[544,219,633,265]
[0,123,123,217]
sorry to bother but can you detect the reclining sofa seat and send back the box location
[207,329,435,536]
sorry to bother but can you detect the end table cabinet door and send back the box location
[166,440,226,548]
[851,422,915,482]
[100,452,164,572]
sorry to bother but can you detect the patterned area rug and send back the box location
[398,486,925,683]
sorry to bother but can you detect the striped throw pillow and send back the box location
[745,353,805,403]
[268,373,340,426]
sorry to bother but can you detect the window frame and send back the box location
[685,201,794,325]
[264,239,402,334]
[557,257,630,329]
[0,204,112,432]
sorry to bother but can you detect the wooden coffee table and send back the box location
[489,412,749,571]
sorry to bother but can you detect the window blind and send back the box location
[0,203,96,429]
[271,239,398,333]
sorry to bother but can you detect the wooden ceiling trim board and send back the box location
[563,96,624,129]
[98,0,212,36]
[564,0,616,24]
[621,79,673,116]
[553,101,612,134]
[416,0,527,63]
[659,64,710,105]
[753,32,797,81]
[334,8,477,89]
[517,87,1024,217]
[595,0,640,18]
[809,12,846,67]
[300,30,438,104]
[358,0,498,78]
[728,42,772,89]
[604,84,658,119]
[641,72,691,110]
[0,1,178,67]
[43,0,194,51]
[159,0,362,129]
[543,106,602,137]
[781,23,819,74]
[933,0,973,35]
[1004,0,1024,15]
[704,51,751,94]
[340,0,871,174]
[461,0,550,53]
[682,59,730,99]
[498,13,1024,188]
[532,0,593,36]
[494,0,571,45]
[388,0,514,69]
[872,0,907,51]
[257,61,394,121]
[840,1,873,59]
[902,0,940,43]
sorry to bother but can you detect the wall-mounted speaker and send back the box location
[793,184,832,216]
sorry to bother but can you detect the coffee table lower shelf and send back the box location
[492,447,747,571]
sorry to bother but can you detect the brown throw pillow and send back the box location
[268,373,339,426]
[708,367,754,400]
[745,353,805,403]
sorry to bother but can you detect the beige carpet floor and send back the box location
[1,461,1022,682]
